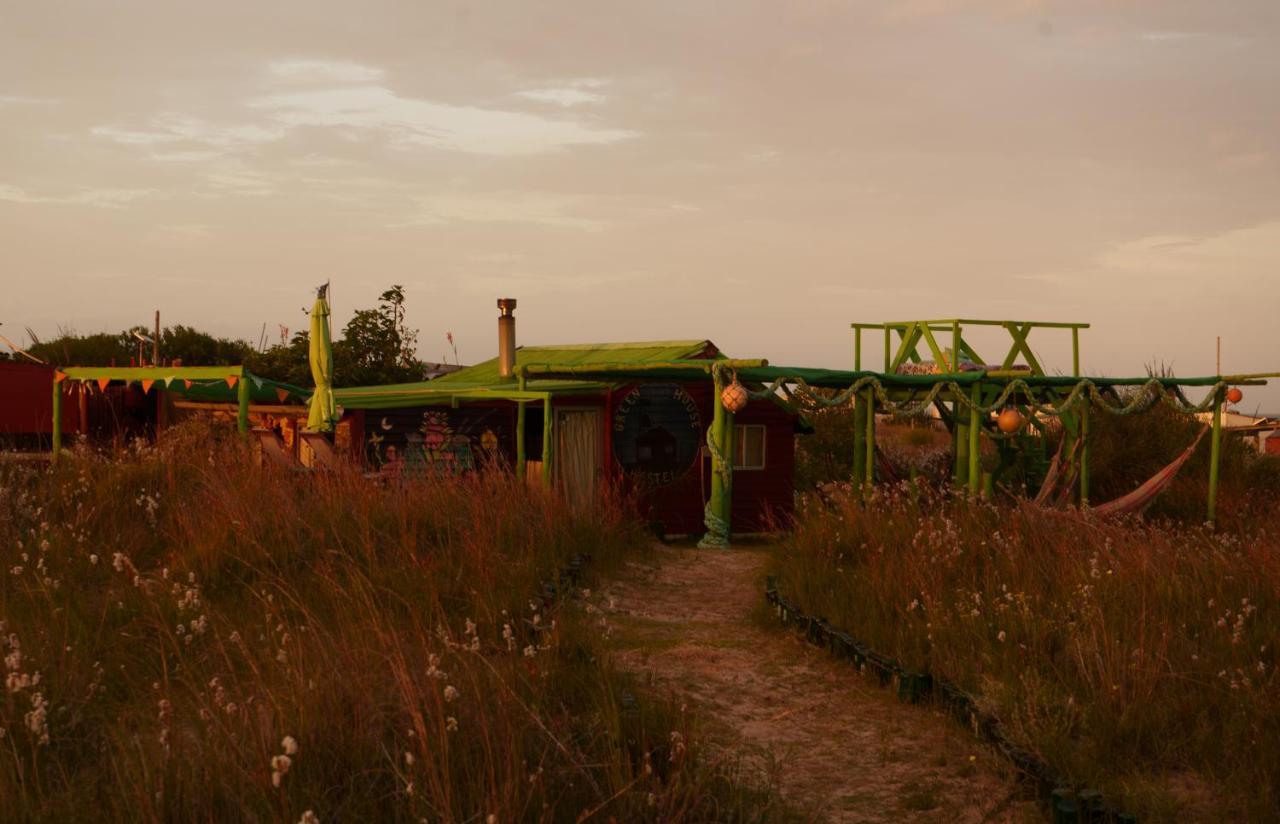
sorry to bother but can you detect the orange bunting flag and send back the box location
[53,371,68,383]
[141,379,155,394]
[275,387,290,402]
[97,377,111,392]
[183,379,193,389]
[225,375,239,390]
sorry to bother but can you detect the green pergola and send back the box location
[51,365,306,458]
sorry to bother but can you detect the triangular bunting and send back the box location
[275,387,290,403]
[97,377,111,392]
[225,375,239,390]
[53,371,68,384]
[166,376,180,387]
[251,375,264,388]
[183,379,193,390]
[141,379,155,394]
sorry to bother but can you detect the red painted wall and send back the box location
[0,363,81,435]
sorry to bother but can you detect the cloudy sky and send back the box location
[3,1,1278,409]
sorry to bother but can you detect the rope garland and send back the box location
[716,363,1226,420]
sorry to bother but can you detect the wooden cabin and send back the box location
[335,338,801,535]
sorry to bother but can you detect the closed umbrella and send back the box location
[306,286,338,432]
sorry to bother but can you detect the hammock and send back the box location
[1032,436,1080,506]
[1089,424,1209,518]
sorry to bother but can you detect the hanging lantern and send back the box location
[721,380,749,414]
[1226,387,1243,405]
[997,407,1023,434]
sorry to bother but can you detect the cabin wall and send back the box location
[730,399,796,532]
[0,363,82,441]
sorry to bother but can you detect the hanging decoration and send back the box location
[141,379,155,394]
[721,377,749,414]
[1226,387,1243,404]
[997,408,1023,433]
[225,375,239,390]
[97,377,111,392]
[53,371,68,383]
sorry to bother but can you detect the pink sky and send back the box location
[3,1,1278,410]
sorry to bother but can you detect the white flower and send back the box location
[282,735,298,755]
[443,685,459,703]
[299,812,320,824]
[446,716,458,733]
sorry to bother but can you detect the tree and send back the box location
[331,285,421,387]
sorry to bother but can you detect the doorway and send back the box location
[555,408,603,508]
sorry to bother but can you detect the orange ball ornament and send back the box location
[721,380,749,414]
[997,408,1023,434]
[1226,387,1243,404]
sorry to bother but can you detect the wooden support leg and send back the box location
[968,384,981,496]
[237,374,250,436]
[852,394,867,486]
[542,396,553,487]
[864,388,876,487]
[1079,403,1090,506]
[51,376,62,461]
[1208,390,1223,523]
[516,400,527,480]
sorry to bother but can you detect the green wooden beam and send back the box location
[236,372,251,435]
[51,376,62,461]
[542,396,554,487]
[1208,389,1223,523]
[864,387,876,486]
[968,383,981,495]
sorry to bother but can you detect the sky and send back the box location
[3,1,1279,411]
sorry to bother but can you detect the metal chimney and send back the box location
[497,298,517,379]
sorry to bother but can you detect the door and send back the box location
[555,408,603,508]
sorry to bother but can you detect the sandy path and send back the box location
[599,546,1041,823]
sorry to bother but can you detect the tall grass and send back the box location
[1,422,777,822]
[768,486,1280,821]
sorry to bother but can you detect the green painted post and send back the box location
[720,410,735,533]
[51,376,62,461]
[236,373,250,436]
[707,372,727,519]
[1208,388,1223,523]
[968,383,981,495]
[542,395,553,487]
[951,322,961,371]
[1071,329,1080,376]
[852,394,867,485]
[854,329,862,371]
[1079,402,1090,505]
[516,401,527,480]
[864,388,876,486]
[953,391,968,486]
[883,327,891,373]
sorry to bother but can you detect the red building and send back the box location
[0,362,82,447]
[335,338,801,536]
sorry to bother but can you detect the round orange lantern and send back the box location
[997,407,1023,434]
[721,380,749,414]
[1226,387,1243,405]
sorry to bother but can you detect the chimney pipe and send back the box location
[497,298,517,379]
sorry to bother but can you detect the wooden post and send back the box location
[153,310,161,366]
[51,375,62,461]
[968,383,981,495]
[1079,402,1090,505]
[706,372,728,536]
[854,329,862,371]
[236,372,250,435]
[1208,388,1223,524]
[864,387,876,486]
[953,395,968,486]
[883,327,891,372]
[951,322,961,372]
[516,401,527,480]
[852,394,867,485]
[1071,328,1080,376]
[541,395,553,487]
[720,409,735,531]
[516,375,528,481]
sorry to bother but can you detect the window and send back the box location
[733,424,766,470]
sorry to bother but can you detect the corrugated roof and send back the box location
[430,339,718,386]
[331,340,720,410]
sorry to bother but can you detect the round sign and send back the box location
[613,383,703,487]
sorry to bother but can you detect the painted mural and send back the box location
[366,407,510,475]
[612,383,703,488]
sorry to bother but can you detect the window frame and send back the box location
[733,423,767,471]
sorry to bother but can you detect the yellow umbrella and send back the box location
[306,287,338,432]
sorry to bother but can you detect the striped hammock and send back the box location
[1089,424,1209,518]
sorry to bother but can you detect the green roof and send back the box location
[332,340,720,410]
[431,340,718,386]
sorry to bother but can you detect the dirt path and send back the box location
[599,546,1040,823]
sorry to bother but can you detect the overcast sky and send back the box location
[3,1,1278,410]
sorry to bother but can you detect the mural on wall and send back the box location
[612,383,703,488]
[367,407,510,474]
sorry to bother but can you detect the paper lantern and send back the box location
[721,380,749,414]
[997,408,1023,434]
[1226,387,1243,405]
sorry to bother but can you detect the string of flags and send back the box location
[51,371,300,403]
